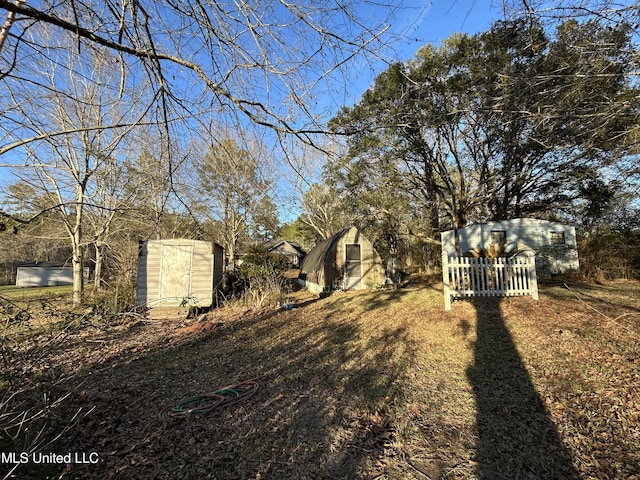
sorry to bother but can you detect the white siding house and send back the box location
[136,239,224,308]
[440,218,579,275]
[16,264,89,287]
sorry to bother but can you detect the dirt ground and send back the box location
[1,278,639,479]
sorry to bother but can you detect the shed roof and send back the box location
[16,261,76,268]
[299,227,353,274]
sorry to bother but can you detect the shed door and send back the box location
[345,244,362,290]
[159,244,193,304]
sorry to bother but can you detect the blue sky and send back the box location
[390,0,500,58]
[343,0,502,104]
[0,0,502,195]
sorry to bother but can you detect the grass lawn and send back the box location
[0,283,73,301]
[1,278,639,479]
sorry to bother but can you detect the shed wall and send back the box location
[136,239,220,307]
[213,243,224,299]
[336,227,384,290]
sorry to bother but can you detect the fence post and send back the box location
[529,255,539,300]
[442,252,452,311]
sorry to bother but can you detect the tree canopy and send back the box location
[193,137,278,267]
[329,16,640,239]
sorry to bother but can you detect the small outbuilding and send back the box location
[440,218,579,275]
[298,227,385,293]
[265,239,306,268]
[136,239,224,308]
[15,263,89,287]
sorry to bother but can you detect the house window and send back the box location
[490,230,507,243]
[550,231,565,245]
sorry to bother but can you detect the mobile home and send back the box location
[16,263,89,287]
[441,218,579,275]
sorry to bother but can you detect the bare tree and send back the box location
[127,148,173,240]
[85,151,140,292]
[0,0,396,160]
[300,183,348,240]
[193,135,276,269]
[5,27,149,305]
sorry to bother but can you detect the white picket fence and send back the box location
[442,253,539,310]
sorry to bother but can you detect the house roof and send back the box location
[440,217,574,235]
[265,238,307,256]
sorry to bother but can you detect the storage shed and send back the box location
[16,263,89,287]
[136,239,224,308]
[440,218,579,275]
[298,227,385,293]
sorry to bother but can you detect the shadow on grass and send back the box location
[541,281,640,314]
[4,295,417,479]
[467,297,580,479]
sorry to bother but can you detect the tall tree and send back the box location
[299,182,349,241]
[126,145,177,240]
[323,134,436,274]
[5,28,147,304]
[331,16,639,253]
[193,137,275,268]
[475,18,639,218]
[331,50,500,253]
[85,151,142,291]
[276,218,318,251]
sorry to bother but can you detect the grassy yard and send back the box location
[1,279,639,479]
[0,283,73,301]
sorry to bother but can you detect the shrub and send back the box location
[578,230,640,280]
[464,240,524,258]
[237,246,289,308]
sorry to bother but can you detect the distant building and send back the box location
[264,239,306,268]
[15,263,89,287]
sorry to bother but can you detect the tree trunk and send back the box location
[452,209,467,258]
[71,188,84,306]
[72,232,84,306]
[386,233,399,283]
[93,242,103,291]
[227,241,235,271]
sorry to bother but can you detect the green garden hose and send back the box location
[170,379,259,416]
